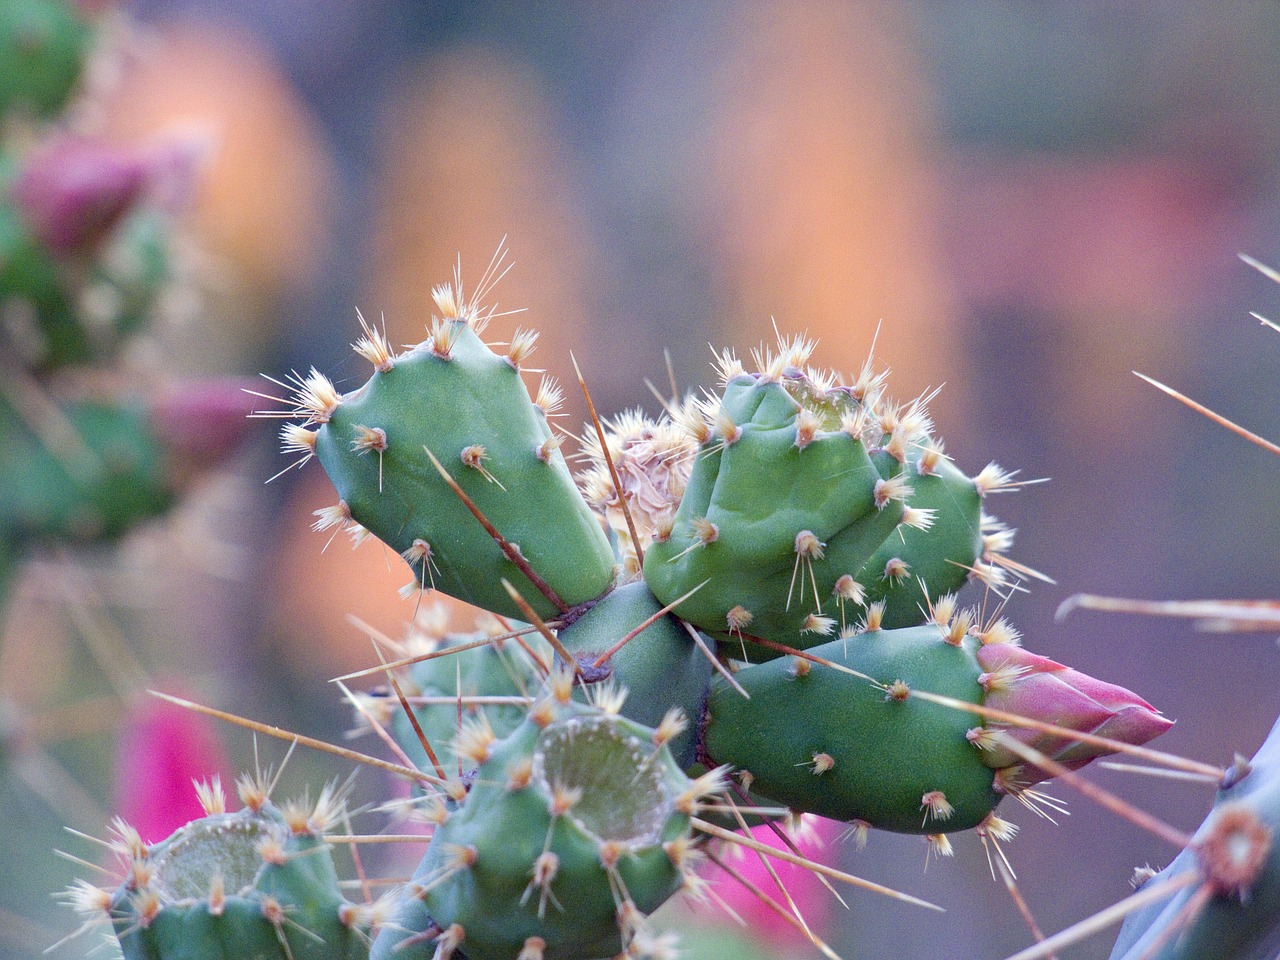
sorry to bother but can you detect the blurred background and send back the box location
[5,2,1280,958]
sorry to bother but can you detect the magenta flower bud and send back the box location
[975,643,1173,787]
[10,135,205,255]
[10,138,154,254]
[148,378,259,485]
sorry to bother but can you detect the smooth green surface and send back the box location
[315,322,616,621]
[0,396,174,545]
[644,375,903,653]
[704,625,1000,832]
[559,581,710,769]
[0,0,91,119]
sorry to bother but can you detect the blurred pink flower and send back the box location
[113,690,232,844]
[704,814,841,944]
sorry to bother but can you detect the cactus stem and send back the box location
[422,443,570,613]
[590,579,709,669]
[148,690,444,788]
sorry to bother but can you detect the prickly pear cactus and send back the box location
[642,340,909,653]
[304,284,616,622]
[702,610,1172,833]
[378,612,550,777]
[59,252,1192,960]
[1109,715,1280,960]
[373,681,712,960]
[557,581,710,770]
[66,777,382,960]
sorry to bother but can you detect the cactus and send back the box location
[702,617,1172,833]
[64,776,384,960]
[306,282,616,622]
[1107,716,1280,960]
[641,340,908,654]
[0,0,93,120]
[378,612,551,778]
[50,250,1197,960]
[372,681,711,960]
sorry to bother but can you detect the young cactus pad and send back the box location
[372,692,708,960]
[306,295,615,622]
[75,780,376,960]
[643,341,907,653]
[557,580,710,771]
[702,619,1173,833]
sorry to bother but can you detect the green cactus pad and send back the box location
[108,797,370,960]
[0,161,172,371]
[557,581,711,770]
[0,395,174,545]
[373,697,697,960]
[313,320,615,621]
[0,0,92,120]
[644,372,905,655]
[859,450,984,629]
[702,625,1000,833]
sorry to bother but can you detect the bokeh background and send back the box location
[5,2,1280,958]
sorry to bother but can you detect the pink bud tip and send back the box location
[975,643,1173,787]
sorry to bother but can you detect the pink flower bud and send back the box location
[975,643,1173,787]
[148,378,259,484]
[10,136,205,255]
